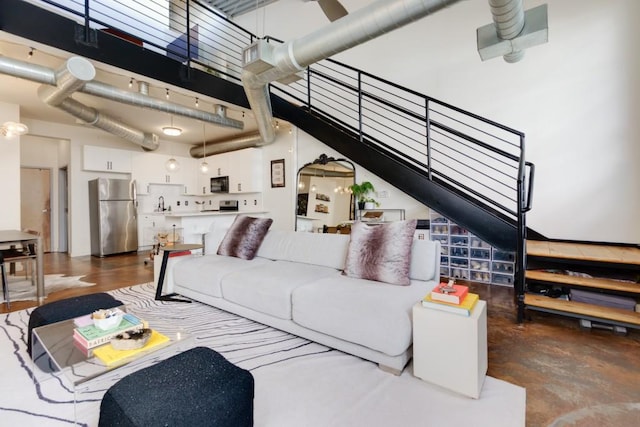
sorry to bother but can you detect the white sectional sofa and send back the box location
[170,225,441,373]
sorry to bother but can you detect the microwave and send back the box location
[210,176,229,193]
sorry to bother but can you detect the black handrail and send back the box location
[31,0,534,321]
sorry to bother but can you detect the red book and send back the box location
[430,283,469,305]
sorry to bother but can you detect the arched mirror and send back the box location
[296,154,355,232]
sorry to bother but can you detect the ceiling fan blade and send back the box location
[317,0,348,22]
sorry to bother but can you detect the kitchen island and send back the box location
[160,210,268,245]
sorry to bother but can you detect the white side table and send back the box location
[412,300,487,398]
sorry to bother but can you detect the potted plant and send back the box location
[349,181,376,210]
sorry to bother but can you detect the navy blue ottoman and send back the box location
[99,346,254,427]
[28,292,122,356]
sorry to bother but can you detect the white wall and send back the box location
[0,101,21,229]
[237,0,640,244]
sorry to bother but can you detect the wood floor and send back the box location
[3,252,640,427]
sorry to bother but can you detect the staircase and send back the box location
[525,240,640,329]
[4,0,535,319]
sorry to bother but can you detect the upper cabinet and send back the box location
[83,145,132,173]
[196,149,262,194]
[130,148,263,195]
[229,148,263,193]
[131,152,197,195]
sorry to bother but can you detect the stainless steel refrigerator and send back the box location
[89,178,138,257]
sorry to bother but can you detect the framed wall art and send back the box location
[271,159,285,188]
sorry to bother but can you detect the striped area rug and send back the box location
[0,283,525,426]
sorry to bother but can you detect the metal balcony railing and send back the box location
[28,0,534,319]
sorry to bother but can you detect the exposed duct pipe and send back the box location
[477,2,548,63]
[189,131,264,158]
[57,97,160,150]
[35,56,159,150]
[82,81,244,130]
[0,54,244,132]
[242,0,462,144]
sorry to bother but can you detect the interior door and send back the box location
[21,167,51,252]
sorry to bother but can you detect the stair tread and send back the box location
[526,270,640,294]
[525,294,640,326]
[527,240,640,266]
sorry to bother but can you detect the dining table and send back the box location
[0,230,45,303]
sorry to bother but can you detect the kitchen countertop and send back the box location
[144,211,267,217]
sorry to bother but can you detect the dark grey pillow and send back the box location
[343,219,417,286]
[217,216,273,260]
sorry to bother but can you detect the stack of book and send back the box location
[73,312,145,356]
[422,281,479,316]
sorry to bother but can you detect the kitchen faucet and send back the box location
[158,196,165,212]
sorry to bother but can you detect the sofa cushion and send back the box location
[343,219,417,286]
[292,275,436,356]
[221,261,338,320]
[409,239,439,282]
[256,230,350,270]
[172,255,269,297]
[217,216,273,260]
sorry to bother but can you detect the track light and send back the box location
[27,47,34,58]
[129,78,133,88]
[165,88,170,99]
[195,97,199,108]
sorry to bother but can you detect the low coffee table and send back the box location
[31,305,193,389]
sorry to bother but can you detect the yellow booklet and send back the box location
[93,330,170,366]
[421,292,480,316]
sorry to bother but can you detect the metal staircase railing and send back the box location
[28,0,534,319]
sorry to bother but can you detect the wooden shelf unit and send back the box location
[526,241,640,329]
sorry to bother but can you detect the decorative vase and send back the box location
[364,202,375,209]
[358,201,366,210]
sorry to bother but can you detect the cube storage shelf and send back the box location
[430,211,515,286]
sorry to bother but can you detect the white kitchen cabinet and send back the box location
[132,152,197,194]
[209,151,231,177]
[228,148,263,193]
[83,145,132,173]
[137,213,166,249]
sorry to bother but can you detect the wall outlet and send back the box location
[254,199,257,205]
[417,233,425,240]
[176,201,181,206]
[185,200,189,206]
[209,200,212,205]
[243,200,247,205]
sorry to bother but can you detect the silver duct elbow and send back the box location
[488,0,525,63]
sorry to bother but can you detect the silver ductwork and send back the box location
[58,97,159,150]
[34,56,159,150]
[242,0,462,144]
[0,54,244,142]
[477,2,548,63]
[82,81,244,130]
[190,131,263,158]
[488,0,525,62]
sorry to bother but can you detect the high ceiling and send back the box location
[205,0,280,18]
[0,33,258,146]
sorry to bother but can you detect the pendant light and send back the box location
[165,156,180,172]
[200,123,209,174]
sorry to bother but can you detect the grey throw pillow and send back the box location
[217,216,273,260]
[343,219,417,285]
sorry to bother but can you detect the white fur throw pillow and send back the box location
[217,215,273,260]
[343,219,417,285]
